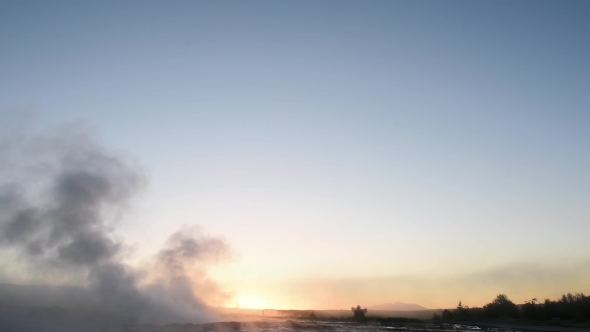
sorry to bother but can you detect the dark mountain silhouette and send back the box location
[369,301,428,311]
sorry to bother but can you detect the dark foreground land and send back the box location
[156,320,590,332]
[2,308,590,332]
[1,299,588,332]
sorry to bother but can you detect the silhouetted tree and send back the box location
[441,309,452,320]
[439,292,590,323]
[521,298,544,321]
[455,301,471,320]
[310,311,316,320]
[351,305,368,319]
[483,294,519,319]
[543,293,590,321]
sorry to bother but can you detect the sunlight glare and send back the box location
[237,294,267,309]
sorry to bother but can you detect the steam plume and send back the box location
[0,123,231,329]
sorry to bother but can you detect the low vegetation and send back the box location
[351,305,368,320]
[433,293,590,323]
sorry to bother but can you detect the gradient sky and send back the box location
[1,1,590,310]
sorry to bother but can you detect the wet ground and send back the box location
[155,320,585,332]
[242,321,485,332]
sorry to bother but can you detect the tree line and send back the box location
[433,293,590,322]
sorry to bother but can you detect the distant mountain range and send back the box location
[368,301,428,311]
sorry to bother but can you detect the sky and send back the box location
[1,0,590,310]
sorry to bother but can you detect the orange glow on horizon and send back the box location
[236,294,268,309]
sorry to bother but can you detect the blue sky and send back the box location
[1,1,590,309]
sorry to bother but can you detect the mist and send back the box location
[0,123,231,330]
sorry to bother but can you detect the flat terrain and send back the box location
[155,320,590,332]
[2,302,589,332]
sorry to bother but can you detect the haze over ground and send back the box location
[1,0,590,312]
[369,302,429,311]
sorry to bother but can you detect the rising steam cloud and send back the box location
[0,123,231,329]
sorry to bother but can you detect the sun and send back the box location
[237,294,267,309]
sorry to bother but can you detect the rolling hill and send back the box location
[368,301,428,311]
